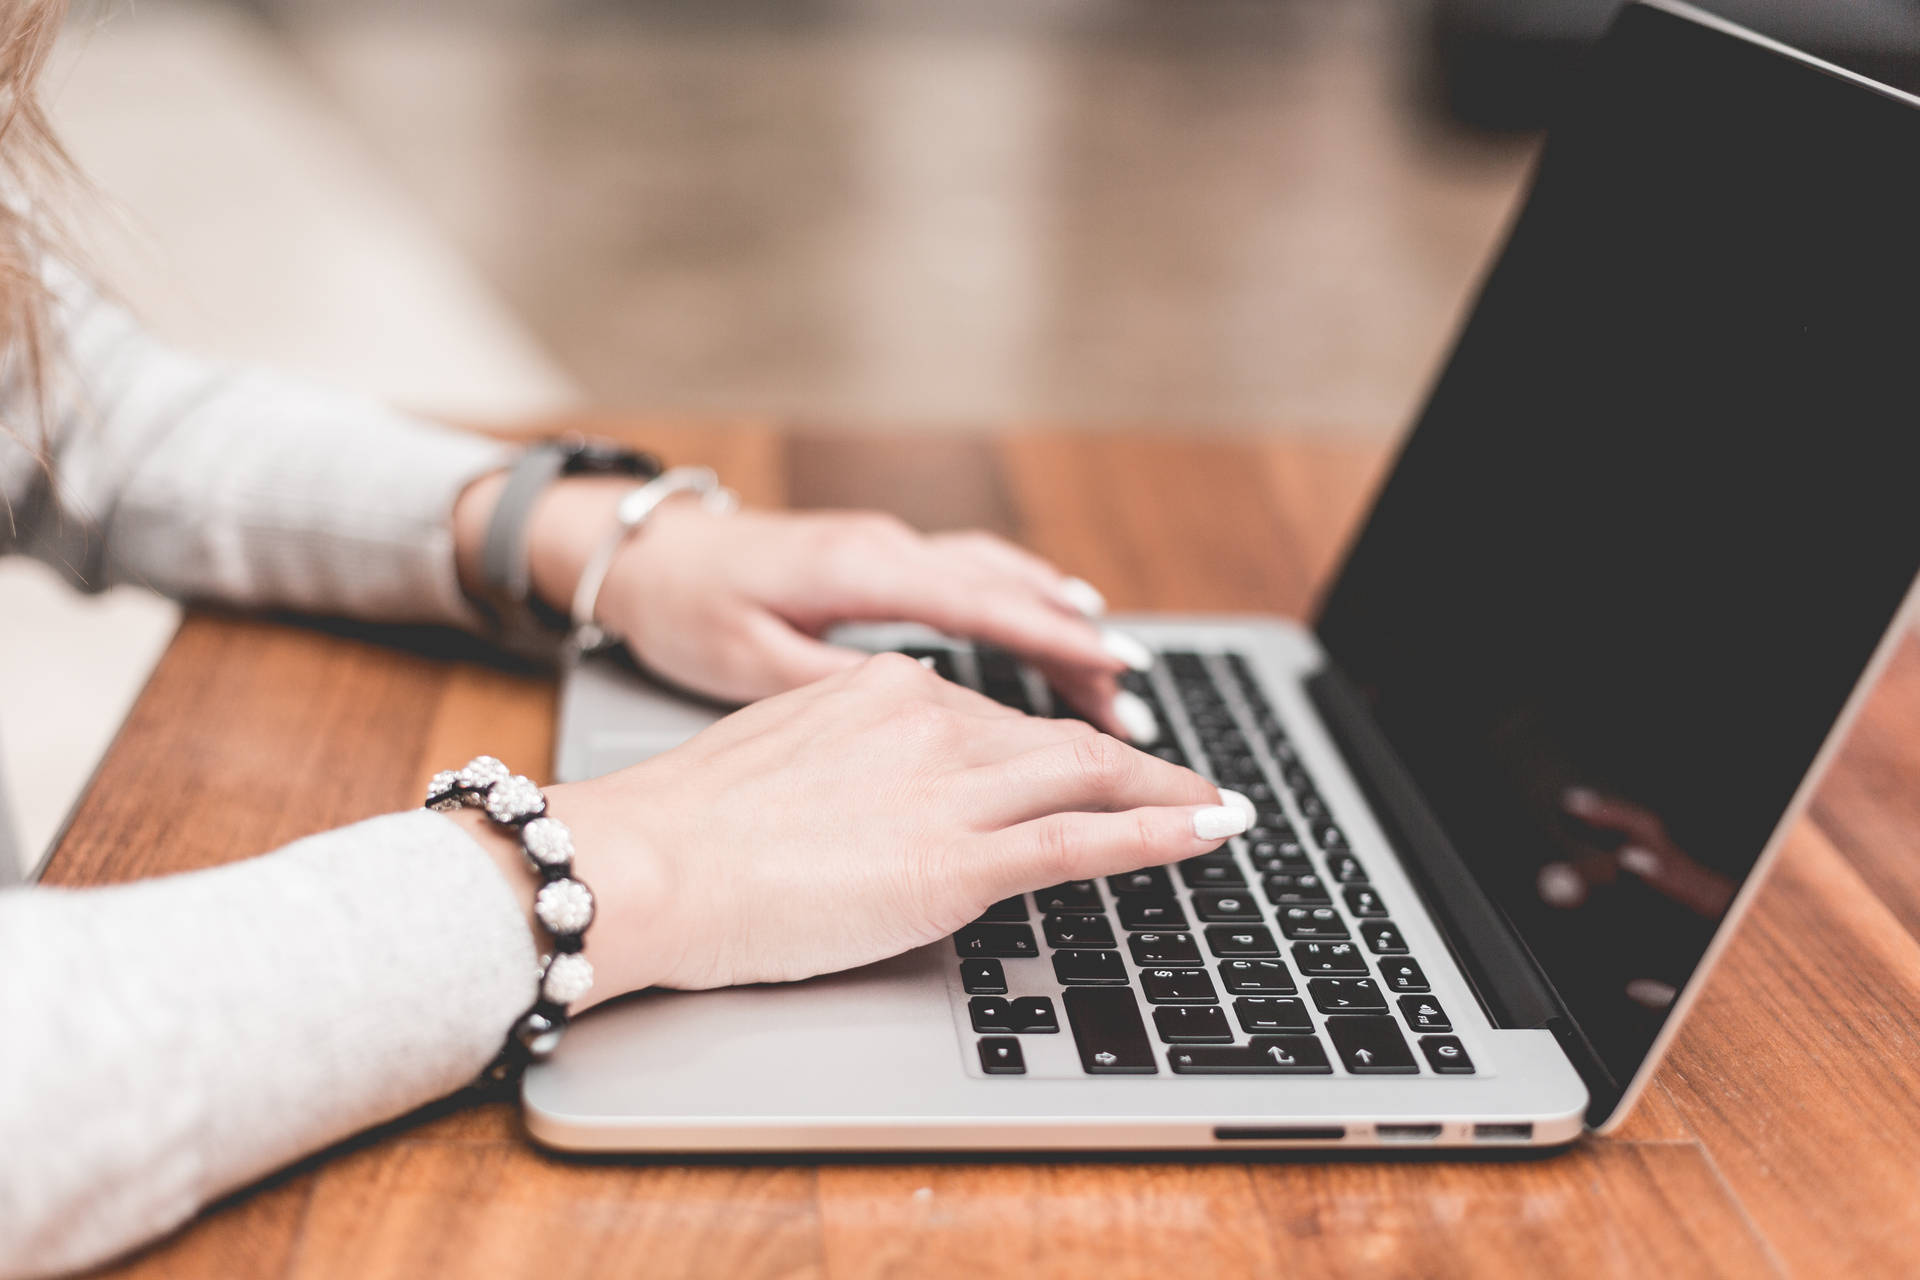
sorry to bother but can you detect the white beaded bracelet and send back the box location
[427,755,595,1082]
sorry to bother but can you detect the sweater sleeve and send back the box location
[0,811,540,1279]
[0,260,513,624]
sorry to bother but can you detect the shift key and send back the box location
[1063,988,1158,1074]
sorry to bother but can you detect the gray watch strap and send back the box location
[476,443,570,630]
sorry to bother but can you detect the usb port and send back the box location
[1376,1124,1443,1141]
[1473,1123,1534,1142]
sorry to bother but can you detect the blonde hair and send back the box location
[0,0,75,451]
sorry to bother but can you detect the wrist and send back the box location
[450,780,678,1007]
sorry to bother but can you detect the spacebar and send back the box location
[1063,987,1157,1074]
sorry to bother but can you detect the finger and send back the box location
[968,731,1243,826]
[979,798,1254,895]
[836,554,1141,676]
[737,611,866,694]
[1561,787,1673,850]
[930,530,1107,618]
[1037,664,1145,742]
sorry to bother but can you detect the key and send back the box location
[1234,996,1313,1033]
[954,924,1039,958]
[1153,1005,1234,1043]
[1064,987,1157,1074]
[969,997,1016,1033]
[1191,890,1262,922]
[1293,941,1367,975]
[1326,1015,1418,1074]
[1219,958,1296,994]
[1011,997,1060,1034]
[1297,794,1330,824]
[975,896,1028,923]
[1343,885,1387,918]
[1045,913,1117,950]
[1179,854,1247,889]
[1140,968,1218,1004]
[1380,958,1431,993]
[1420,1035,1476,1074]
[1277,906,1349,940]
[1117,895,1188,931]
[1314,821,1349,851]
[1398,994,1450,1033]
[1168,1035,1332,1074]
[1326,853,1368,884]
[960,959,1006,994]
[1035,881,1102,914]
[1263,872,1331,904]
[1206,925,1280,957]
[900,647,959,682]
[1308,977,1387,1013]
[1360,920,1409,954]
[1130,932,1203,966]
[976,646,1034,712]
[1249,838,1311,872]
[978,1036,1026,1075]
[1053,949,1129,985]
[1108,867,1172,896]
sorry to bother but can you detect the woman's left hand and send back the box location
[586,499,1157,740]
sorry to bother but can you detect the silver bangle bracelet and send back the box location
[426,755,596,1083]
[567,465,739,654]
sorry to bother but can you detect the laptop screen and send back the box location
[1315,2,1920,1107]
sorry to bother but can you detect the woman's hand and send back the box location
[594,500,1154,737]
[461,653,1251,999]
[454,470,1159,740]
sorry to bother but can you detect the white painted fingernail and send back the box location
[917,655,938,669]
[1100,629,1155,672]
[1619,845,1662,877]
[1112,690,1159,744]
[1060,577,1108,617]
[1217,787,1257,828]
[1193,803,1251,841]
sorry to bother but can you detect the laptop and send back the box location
[529,0,1920,1150]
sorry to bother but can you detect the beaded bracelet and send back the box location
[426,755,596,1083]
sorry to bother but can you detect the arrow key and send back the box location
[1327,1015,1418,1074]
[978,1037,1026,1075]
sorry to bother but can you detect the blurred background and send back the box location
[8,0,1920,873]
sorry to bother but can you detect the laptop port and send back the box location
[1213,1126,1345,1141]
[1473,1123,1534,1142]
[1376,1124,1443,1141]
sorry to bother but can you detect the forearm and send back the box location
[0,811,537,1278]
[4,261,512,625]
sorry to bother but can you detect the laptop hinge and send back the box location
[1304,666,1562,1030]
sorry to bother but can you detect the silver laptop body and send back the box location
[523,1,1920,1151]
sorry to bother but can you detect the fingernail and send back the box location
[917,655,939,670]
[1217,787,1257,828]
[1193,803,1251,841]
[1111,689,1159,744]
[1536,862,1586,908]
[1619,845,1662,877]
[1562,786,1601,816]
[1059,576,1108,618]
[1100,629,1155,672]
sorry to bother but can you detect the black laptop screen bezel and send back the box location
[1311,1,1920,1128]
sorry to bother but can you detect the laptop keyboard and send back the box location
[912,645,1476,1080]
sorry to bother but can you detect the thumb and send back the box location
[741,610,867,692]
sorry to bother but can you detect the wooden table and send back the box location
[46,421,1920,1279]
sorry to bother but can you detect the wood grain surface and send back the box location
[43,423,1920,1279]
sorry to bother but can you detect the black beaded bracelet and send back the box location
[426,755,596,1084]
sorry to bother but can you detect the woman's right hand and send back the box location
[513,653,1250,1000]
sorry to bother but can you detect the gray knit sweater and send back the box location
[0,267,541,1278]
